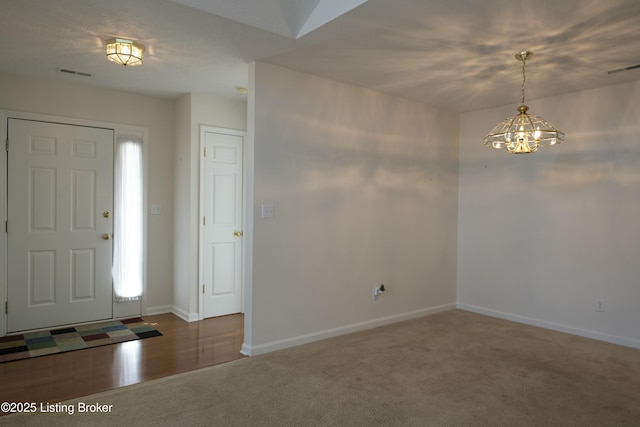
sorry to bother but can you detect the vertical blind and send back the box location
[113,135,144,301]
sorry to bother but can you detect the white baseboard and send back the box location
[457,303,640,349]
[145,305,199,322]
[144,305,173,316]
[240,343,252,356]
[172,306,199,322]
[241,303,456,356]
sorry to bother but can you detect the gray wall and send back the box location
[246,62,459,353]
[458,80,640,347]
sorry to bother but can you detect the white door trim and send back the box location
[198,125,247,320]
[0,110,148,336]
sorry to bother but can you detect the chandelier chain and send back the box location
[521,56,526,105]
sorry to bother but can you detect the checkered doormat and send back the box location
[0,318,162,363]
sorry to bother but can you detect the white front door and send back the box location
[7,119,114,332]
[200,127,244,318]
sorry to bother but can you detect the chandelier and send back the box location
[483,51,564,154]
[105,38,144,67]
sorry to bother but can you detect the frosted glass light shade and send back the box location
[106,38,144,67]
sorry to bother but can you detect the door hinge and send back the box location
[5,301,7,314]
[202,284,205,294]
[203,216,206,225]
[5,139,8,152]
[204,147,207,157]
[4,220,7,233]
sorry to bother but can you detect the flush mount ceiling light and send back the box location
[105,38,144,67]
[483,51,564,154]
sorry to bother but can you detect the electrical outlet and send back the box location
[373,284,385,301]
[595,300,605,312]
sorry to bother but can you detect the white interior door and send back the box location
[7,119,114,332]
[201,128,243,318]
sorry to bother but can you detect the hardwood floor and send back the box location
[0,313,244,406]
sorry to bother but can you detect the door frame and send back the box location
[198,125,247,319]
[0,110,148,336]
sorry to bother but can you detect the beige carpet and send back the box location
[3,310,639,426]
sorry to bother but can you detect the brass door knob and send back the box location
[102,233,111,240]
[234,231,243,237]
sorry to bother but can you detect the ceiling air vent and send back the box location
[607,63,640,74]
[57,67,93,77]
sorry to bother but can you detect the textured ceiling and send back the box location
[1,0,639,112]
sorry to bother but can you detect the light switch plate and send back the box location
[151,204,161,215]
[261,203,275,219]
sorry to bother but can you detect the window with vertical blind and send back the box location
[112,135,143,301]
